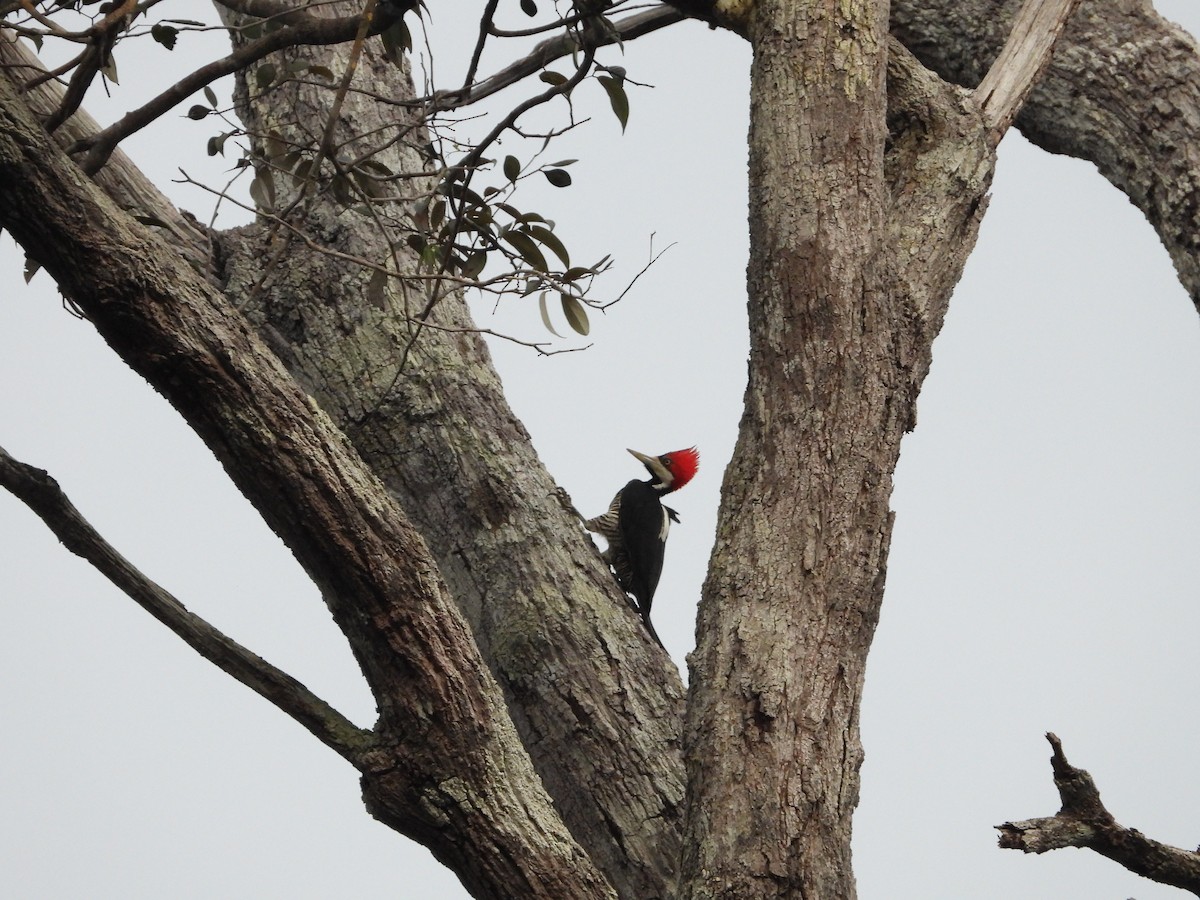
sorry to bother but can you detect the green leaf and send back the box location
[543,168,572,188]
[100,56,118,85]
[527,225,569,267]
[206,134,225,156]
[331,173,354,205]
[249,168,275,211]
[503,155,520,182]
[520,0,536,15]
[460,250,487,279]
[538,292,563,337]
[255,62,276,90]
[150,23,178,49]
[360,159,393,178]
[561,292,590,335]
[562,265,595,282]
[186,105,210,120]
[203,85,218,107]
[502,231,548,272]
[539,70,567,86]
[290,158,314,187]
[597,75,629,132]
[496,202,522,221]
[308,65,335,82]
[350,167,384,200]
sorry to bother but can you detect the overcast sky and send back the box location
[3,2,1200,898]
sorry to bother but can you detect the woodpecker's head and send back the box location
[628,447,699,494]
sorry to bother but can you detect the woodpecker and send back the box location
[586,447,699,648]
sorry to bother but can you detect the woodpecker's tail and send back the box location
[642,612,665,650]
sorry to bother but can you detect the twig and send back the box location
[67,3,401,172]
[598,233,673,309]
[461,0,499,93]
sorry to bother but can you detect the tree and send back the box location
[2,0,1199,898]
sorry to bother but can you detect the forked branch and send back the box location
[998,733,1200,896]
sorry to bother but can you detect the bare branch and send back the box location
[998,733,1200,896]
[426,6,683,114]
[0,444,375,766]
[461,0,500,92]
[973,0,1082,142]
[41,0,141,134]
[67,4,402,173]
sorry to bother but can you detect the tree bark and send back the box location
[210,7,685,895]
[678,0,1078,894]
[998,734,1200,896]
[680,0,892,895]
[0,63,614,900]
[892,0,1200,307]
[3,0,1200,898]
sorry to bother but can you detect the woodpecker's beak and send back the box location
[628,448,673,487]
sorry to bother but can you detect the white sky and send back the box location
[3,2,1200,898]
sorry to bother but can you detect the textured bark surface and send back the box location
[893,0,1200,307]
[676,2,1038,895]
[680,0,892,895]
[0,66,614,900]
[3,0,1200,897]
[998,734,1200,894]
[211,8,685,898]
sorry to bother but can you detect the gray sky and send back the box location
[3,2,1200,897]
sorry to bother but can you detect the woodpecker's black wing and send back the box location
[616,480,670,618]
[584,479,670,647]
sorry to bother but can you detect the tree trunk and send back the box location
[678,0,1030,893]
[208,11,686,895]
[0,64,619,900]
[680,1,891,896]
[3,0,1200,898]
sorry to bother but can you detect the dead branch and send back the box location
[973,0,1082,142]
[998,733,1200,896]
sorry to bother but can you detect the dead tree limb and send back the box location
[998,733,1200,896]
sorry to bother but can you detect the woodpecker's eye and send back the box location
[662,458,672,467]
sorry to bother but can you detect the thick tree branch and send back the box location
[892,0,1200,308]
[0,444,374,765]
[5,15,687,894]
[999,733,1200,896]
[0,33,214,279]
[214,4,690,894]
[0,69,613,900]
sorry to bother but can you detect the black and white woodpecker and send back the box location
[586,448,699,648]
